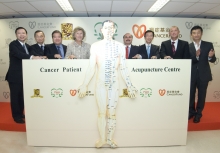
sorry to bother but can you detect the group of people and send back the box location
[5,21,216,129]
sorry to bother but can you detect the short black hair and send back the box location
[15,27,27,34]
[34,30,45,37]
[144,30,154,37]
[190,26,203,34]
[52,30,62,38]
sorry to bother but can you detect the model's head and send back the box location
[101,20,115,40]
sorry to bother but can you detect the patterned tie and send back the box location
[147,45,150,58]
[172,42,175,55]
[57,46,63,58]
[126,46,129,59]
[23,44,29,54]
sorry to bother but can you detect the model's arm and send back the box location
[119,45,137,98]
[78,44,96,97]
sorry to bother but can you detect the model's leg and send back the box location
[106,83,118,148]
[95,82,107,148]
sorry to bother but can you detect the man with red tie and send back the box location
[160,26,190,59]
[123,33,139,59]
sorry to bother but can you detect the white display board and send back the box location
[23,60,190,147]
[0,17,219,102]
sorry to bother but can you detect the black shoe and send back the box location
[188,114,194,120]
[193,116,201,123]
[22,115,25,119]
[14,118,25,124]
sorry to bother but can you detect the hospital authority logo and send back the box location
[159,89,183,96]
[94,22,118,40]
[70,89,77,96]
[51,88,63,98]
[119,89,129,98]
[132,24,146,39]
[31,89,43,98]
[140,88,152,98]
[9,21,19,30]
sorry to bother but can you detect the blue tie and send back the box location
[57,46,63,58]
[23,44,29,54]
[147,45,150,58]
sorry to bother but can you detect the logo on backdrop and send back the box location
[31,89,43,98]
[51,88,63,98]
[37,22,56,29]
[185,22,193,29]
[214,58,219,65]
[213,91,220,99]
[94,22,118,40]
[0,76,5,82]
[9,21,19,30]
[140,88,152,98]
[3,92,10,99]
[132,24,146,39]
[159,89,166,96]
[159,89,183,96]
[212,42,220,48]
[0,59,6,65]
[70,89,77,96]
[61,23,73,40]
[29,21,36,29]
[148,27,182,38]
[119,89,129,98]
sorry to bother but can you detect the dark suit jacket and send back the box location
[46,43,67,59]
[160,39,190,59]
[29,44,48,56]
[128,45,139,59]
[5,40,31,83]
[189,41,216,82]
[138,44,160,59]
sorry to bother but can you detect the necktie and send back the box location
[147,45,150,58]
[41,45,44,51]
[172,42,175,55]
[57,46,63,58]
[23,44,29,54]
[126,46,129,59]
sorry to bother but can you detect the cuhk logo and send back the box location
[29,21,36,29]
[185,22,193,29]
[159,89,166,96]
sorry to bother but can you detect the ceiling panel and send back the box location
[136,1,155,12]
[199,0,220,3]
[85,1,111,11]
[0,3,16,13]
[3,2,38,11]
[69,1,86,11]
[159,2,194,12]
[20,12,45,17]
[0,12,24,18]
[0,0,25,2]
[112,1,140,11]
[29,1,63,11]
[111,12,133,17]
[205,5,220,14]
[42,11,67,17]
[65,12,88,17]
[183,3,217,13]
[133,12,156,17]
[175,12,201,18]
[171,0,199,2]
[196,13,220,18]
[154,12,179,17]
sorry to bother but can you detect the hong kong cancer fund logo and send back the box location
[94,22,118,40]
[51,88,63,98]
[140,88,152,98]
[70,89,77,96]
[185,22,193,29]
[132,24,146,39]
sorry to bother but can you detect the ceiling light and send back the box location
[56,0,73,11]
[148,0,170,12]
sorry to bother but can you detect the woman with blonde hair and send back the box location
[65,26,91,59]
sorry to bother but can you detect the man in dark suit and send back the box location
[29,30,48,58]
[133,30,160,59]
[160,26,190,59]
[5,27,41,123]
[189,26,216,123]
[123,33,139,59]
[46,30,67,59]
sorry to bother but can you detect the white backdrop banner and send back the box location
[23,60,191,147]
[0,17,220,102]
